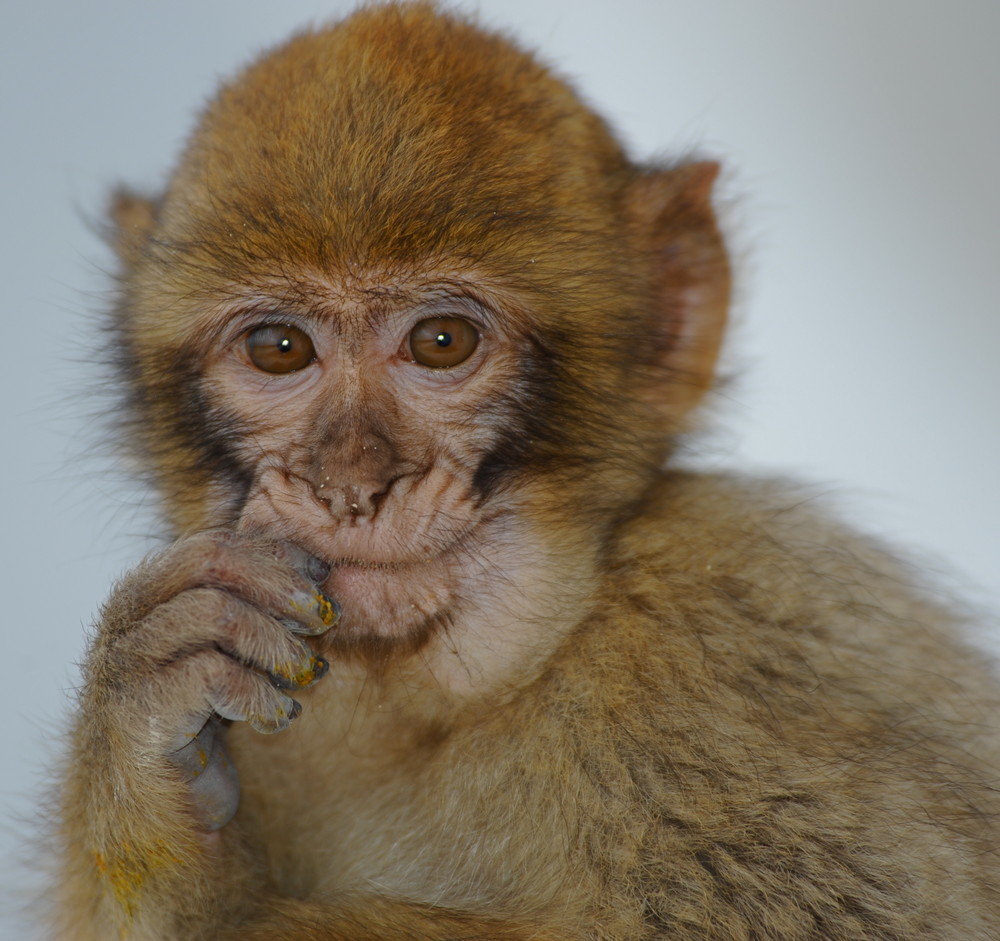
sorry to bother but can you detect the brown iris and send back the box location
[245,324,316,374]
[409,317,479,368]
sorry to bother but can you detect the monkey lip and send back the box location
[315,546,465,643]
[319,531,472,582]
[302,506,491,575]
[313,522,478,572]
[327,557,423,571]
[300,521,490,642]
[323,556,439,592]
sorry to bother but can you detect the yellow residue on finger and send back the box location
[314,592,339,626]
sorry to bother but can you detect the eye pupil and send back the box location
[409,317,479,368]
[246,323,316,374]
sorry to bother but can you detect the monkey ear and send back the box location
[108,188,160,270]
[627,161,731,425]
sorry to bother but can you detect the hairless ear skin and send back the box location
[627,161,731,424]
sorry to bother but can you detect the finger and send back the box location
[119,589,329,690]
[141,531,340,636]
[180,649,303,735]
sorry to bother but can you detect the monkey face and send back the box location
[207,274,549,653]
[120,249,630,663]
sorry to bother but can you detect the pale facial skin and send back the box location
[204,272,598,660]
[220,278,527,642]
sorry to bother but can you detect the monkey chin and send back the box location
[318,556,460,662]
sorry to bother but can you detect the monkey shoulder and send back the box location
[586,470,1000,695]
[541,472,1000,937]
[559,467,1000,782]
[608,469,981,643]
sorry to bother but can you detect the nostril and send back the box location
[313,479,399,518]
[367,475,401,514]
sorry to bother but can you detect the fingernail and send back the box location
[287,590,340,633]
[312,656,330,681]
[306,555,331,583]
[270,655,329,689]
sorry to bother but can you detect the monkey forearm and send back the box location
[55,711,246,939]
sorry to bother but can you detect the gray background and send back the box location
[2,1,998,932]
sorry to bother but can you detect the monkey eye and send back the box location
[245,324,316,374]
[408,317,479,368]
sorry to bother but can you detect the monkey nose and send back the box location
[314,481,387,518]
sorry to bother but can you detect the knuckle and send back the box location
[194,587,246,628]
[159,586,235,635]
[164,529,224,569]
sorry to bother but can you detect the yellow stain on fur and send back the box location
[94,839,181,919]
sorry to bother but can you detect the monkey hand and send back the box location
[78,530,338,832]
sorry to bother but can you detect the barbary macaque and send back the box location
[53,3,1000,939]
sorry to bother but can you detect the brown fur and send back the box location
[54,4,1000,939]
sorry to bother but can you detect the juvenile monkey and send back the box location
[54,3,1000,939]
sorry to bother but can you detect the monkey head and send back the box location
[108,4,730,673]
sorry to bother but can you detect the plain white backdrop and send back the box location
[1,1,997,932]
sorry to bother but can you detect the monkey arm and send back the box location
[52,531,338,940]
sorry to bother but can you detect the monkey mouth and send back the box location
[312,515,482,573]
[237,464,493,650]
[293,514,495,650]
[327,557,408,571]
[313,540,471,655]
